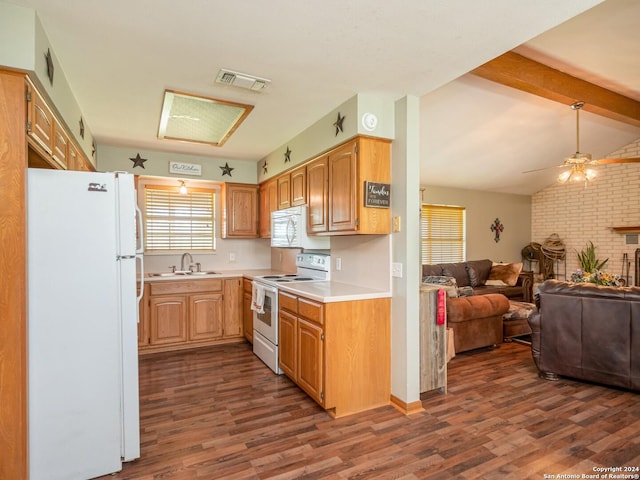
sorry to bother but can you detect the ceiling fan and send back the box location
[524,101,640,184]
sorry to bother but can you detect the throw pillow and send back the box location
[422,275,457,287]
[421,276,458,298]
[466,265,480,287]
[487,262,523,287]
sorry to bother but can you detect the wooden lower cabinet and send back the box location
[139,277,243,354]
[189,293,223,340]
[278,290,390,417]
[242,278,253,343]
[296,317,323,404]
[150,295,188,345]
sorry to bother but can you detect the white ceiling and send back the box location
[9,0,640,195]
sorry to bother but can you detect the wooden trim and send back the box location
[611,226,640,234]
[471,51,640,128]
[0,70,28,480]
[390,394,425,416]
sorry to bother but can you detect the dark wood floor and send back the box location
[102,341,640,480]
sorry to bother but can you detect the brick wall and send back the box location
[531,139,640,285]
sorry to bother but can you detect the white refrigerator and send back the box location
[27,168,142,480]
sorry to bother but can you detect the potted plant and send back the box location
[575,241,608,273]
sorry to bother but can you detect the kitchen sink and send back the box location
[148,271,220,277]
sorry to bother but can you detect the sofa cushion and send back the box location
[487,262,523,286]
[441,263,471,287]
[466,265,480,287]
[447,294,510,324]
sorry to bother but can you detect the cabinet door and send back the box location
[150,295,188,345]
[189,293,223,341]
[278,310,298,379]
[222,183,258,238]
[223,278,243,338]
[243,290,253,343]
[277,174,291,210]
[51,120,68,169]
[297,318,324,405]
[28,83,53,155]
[290,165,306,206]
[259,179,277,238]
[306,157,328,233]
[328,142,357,232]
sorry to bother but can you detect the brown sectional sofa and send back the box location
[529,280,640,391]
[422,259,533,302]
[422,259,534,353]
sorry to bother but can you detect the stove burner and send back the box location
[292,277,313,281]
[262,275,282,279]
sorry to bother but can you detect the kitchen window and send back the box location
[421,204,465,264]
[143,184,216,252]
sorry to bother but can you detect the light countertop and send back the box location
[140,269,390,303]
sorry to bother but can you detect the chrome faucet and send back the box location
[180,252,193,272]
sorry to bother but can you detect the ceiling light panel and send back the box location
[158,90,253,147]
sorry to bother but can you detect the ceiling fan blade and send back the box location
[595,157,640,165]
[522,163,565,174]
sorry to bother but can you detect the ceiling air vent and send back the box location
[215,68,270,92]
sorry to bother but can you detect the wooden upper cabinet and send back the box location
[25,78,92,171]
[26,81,53,155]
[221,183,258,238]
[327,142,357,232]
[51,119,68,169]
[259,179,277,238]
[307,137,391,235]
[306,157,329,233]
[277,173,291,210]
[290,165,306,206]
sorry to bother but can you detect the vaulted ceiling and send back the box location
[8,0,640,194]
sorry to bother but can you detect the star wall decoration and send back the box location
[262,160,268,174]
[220,162,234,177]
[92,140,96,159]
[284,146,292,163]
[129,153,147,169]
[45,48,54,85]
[79,117,85,139]
[333,112,345,136]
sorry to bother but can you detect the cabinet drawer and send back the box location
[150,279,223,295]
[279,291,298,314]
[298,297,323,324]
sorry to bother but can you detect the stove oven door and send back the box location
[252,281,278,345]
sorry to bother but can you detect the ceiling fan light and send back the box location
[569,169,586,183]
[585,168,597,181]
[558,170,572,183]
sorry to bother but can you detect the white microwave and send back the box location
[270,205,330,249]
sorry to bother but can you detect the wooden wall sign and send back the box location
[364,181,390,208]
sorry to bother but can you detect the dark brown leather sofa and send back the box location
[529,280,640,391]
[422,259,533,303]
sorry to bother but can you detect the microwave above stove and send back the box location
[271,205,330,249]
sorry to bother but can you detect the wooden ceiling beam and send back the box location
[471,51,640,128]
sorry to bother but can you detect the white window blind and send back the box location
[144,185,215,251]
[421,204,465,264]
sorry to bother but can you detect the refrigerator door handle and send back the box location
[135,203,144,254]
[136,255,144,315]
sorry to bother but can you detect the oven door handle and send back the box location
[252,280,278,295]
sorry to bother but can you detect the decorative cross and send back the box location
[490,218,504,243]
